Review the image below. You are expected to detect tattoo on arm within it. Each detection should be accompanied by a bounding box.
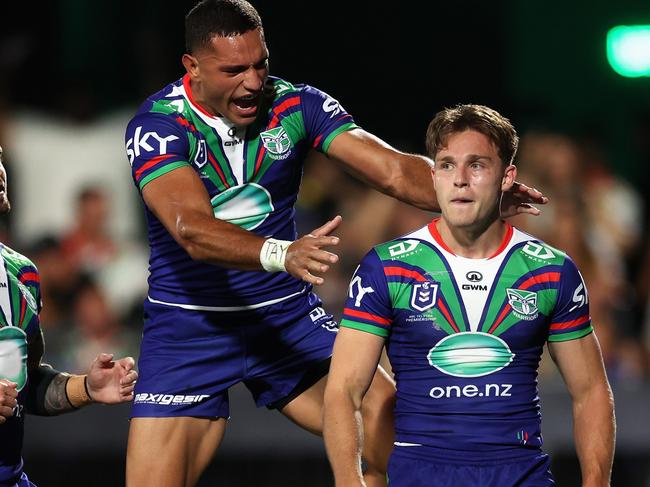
[44,374,74,415]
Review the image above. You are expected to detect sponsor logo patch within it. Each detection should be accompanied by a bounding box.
[134,393,210,406]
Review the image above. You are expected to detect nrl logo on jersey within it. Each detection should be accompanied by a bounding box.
[506,288,538,321]
[260,127,292,160]
[410,280,438,312]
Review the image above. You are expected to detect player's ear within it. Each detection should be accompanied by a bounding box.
[182,54,200,79]
[501,164,517,191]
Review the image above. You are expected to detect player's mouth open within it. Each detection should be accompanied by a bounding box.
[232,94,260,116]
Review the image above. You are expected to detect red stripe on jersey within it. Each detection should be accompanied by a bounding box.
[207,152,231,189]
[343,308,391,326]
[427,219,455,255]
[19,272,40,284]
[487,304,511,334]
[437,298,460,333]
[254,145,266,176]
[487,222,513,259]
[183,74,217,118]
[313,134,323,148]
[520,272,561,290]
[429,218,514,259]
[135,154,174,181]
[268,97,300,128]
[550,315,590,330]
[175,116,197,132]
[19,298,26,325]
[384,267,427,282]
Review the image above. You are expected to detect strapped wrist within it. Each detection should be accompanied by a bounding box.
[65,375,93,408]
[260,238,291,272]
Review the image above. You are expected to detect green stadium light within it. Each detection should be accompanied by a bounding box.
[607,25,650,77]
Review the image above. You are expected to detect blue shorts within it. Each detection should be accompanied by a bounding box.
[0,472,37,487]
[131,292,337,419]
[387,447,555,487]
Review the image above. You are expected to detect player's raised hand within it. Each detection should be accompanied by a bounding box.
[0,379,18,423]
[285,215,342,286]
[500,181,548,218]
[86,353,138,404]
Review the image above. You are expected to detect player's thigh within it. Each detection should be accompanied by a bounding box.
[126,416,226,487]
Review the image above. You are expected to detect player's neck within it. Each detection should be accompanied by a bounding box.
[435,217,509,259]
[188,79,221,118]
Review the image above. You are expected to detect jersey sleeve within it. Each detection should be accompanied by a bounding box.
[18,263,42,337]
[547,256,593,342]
[125,113,191,192]
[340,249,393,338]
[300,85,358,154]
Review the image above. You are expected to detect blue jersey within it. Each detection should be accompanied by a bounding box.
[341,220,592,460]
[0,245,42,485]
[125,75,357,310]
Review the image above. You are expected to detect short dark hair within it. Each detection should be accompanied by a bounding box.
[185,0,263,53]
[425,104,519,166]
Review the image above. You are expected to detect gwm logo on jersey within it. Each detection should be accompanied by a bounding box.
[506,288,539,321]
[428,332,515,378]
[410,281,438,312]
[260,127,292,160]
[0,327,28,391]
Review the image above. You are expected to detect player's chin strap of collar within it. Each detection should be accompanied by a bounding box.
[260,238,291,273]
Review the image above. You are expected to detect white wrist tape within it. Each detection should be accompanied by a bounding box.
[260,238,292,272]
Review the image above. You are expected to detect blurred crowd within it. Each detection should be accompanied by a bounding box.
[0,129,647,390]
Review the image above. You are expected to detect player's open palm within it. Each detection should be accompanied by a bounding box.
[0,379,17,423]
[86,353,138,404]
[286,215,342,286]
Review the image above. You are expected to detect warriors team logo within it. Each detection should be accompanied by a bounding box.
[428,332,515,378]
[260,127,292,160]
[506,288,539,320]
[0,326,28,391]
[410,281,438,312]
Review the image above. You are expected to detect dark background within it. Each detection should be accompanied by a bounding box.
[1,1,649,485]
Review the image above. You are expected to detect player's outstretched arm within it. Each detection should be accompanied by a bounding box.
[143,166,341,284]
[327,129,437,211]
[324,327,386,487]
[327,129,547,216]
[24,333,138,415]
[549,333,615,487]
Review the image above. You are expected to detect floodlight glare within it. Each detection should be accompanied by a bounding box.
[607,25,650,77]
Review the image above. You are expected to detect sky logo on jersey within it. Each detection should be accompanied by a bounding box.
[0,327,28,391]
[125,126,179,164]
[428,332,515,378]
[211,183,274,230]
[260,127,292,160]
[410,281,438,312]
[506,288,539,320]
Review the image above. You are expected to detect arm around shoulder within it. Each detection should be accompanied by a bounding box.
[326,129,438,211]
